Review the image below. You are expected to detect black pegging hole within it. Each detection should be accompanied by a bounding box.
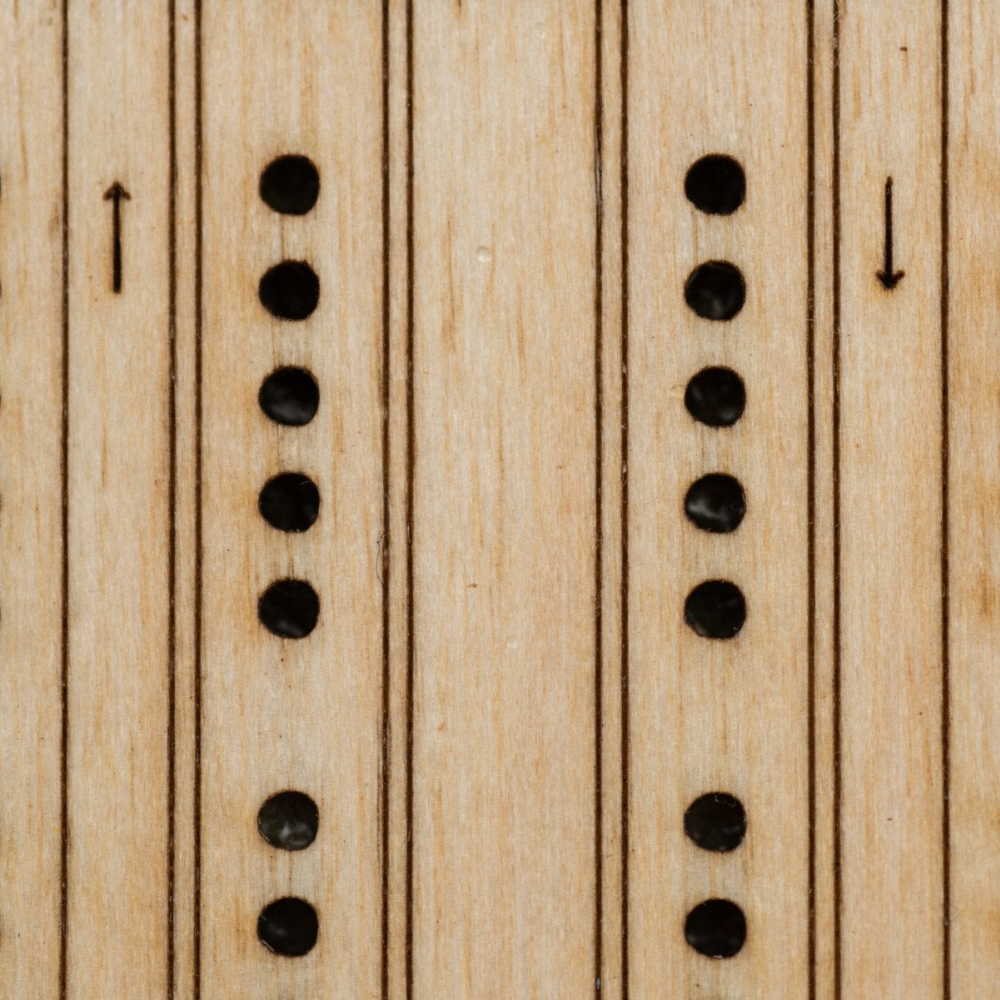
[684,580,746,639]
[685,155,746,215]
[684,793,747,852]
[259,367,320,427]
[685,367,746,428]
[259,261,320,321]
[258,791,319,851]
[259,473,320,533]
[258,579,320,639]
[684,899,747,958]
[684,473,746,534]
[260,155,320,215]
[684,261,746,321]
[257,897,319,957]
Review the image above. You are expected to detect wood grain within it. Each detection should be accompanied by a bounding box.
[409,4,599,998]
[626,4,811,998]
[0,6,64,999]
[949,2,1000,995]
[198,3,385,998]
[835,5,946,998]
[0,3,995,998]
[65,3,173,997]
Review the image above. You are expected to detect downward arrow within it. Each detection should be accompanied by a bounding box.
[876,176,905,290]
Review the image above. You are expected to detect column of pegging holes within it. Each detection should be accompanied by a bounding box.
[251,154,326,960]
[679,155,752,961]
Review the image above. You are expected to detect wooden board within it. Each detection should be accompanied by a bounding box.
[0,3,990,998]
[198,4,385,1000]
[626,4,810,998]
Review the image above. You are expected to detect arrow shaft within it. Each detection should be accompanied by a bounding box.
[883,177,894,274]
[111,195,123,293]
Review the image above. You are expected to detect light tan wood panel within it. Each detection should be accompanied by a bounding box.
[626,4,811,998]
[64,2,173,997]
[0,6,64,998]
[199,3,385,998]
[836,3,945,997]
[949,2,1000,995]
[5,6,999,999]
[410,3,599,996]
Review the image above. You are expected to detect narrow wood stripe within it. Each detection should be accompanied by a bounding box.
[594,0,606,991]
[618,4,630,997]
[939,2,951,997]
[59,0,70,994]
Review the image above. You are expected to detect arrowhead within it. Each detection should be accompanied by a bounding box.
[103,181,131,201]
[876,269,905,290]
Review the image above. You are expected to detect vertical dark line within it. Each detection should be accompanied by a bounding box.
[404,0,415,997]
[167,0,178,997]
[111,203,122,294]
[59,1,70,997]
[806,2,817,1000]
[193,0,203,997]
[832,3,842,1000]
[618,2,630,999]
[379,0,392,998]
[940,2,951,998]
[593,0,604,993]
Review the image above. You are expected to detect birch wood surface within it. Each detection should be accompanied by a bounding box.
[0,8,63,1000]
[0,3,991,999]
[627,4,810,999]
[836,7,945,998]
[199,4,385,1000]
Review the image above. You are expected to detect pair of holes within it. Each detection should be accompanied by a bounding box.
[256,794,320,957]
[684,156,746,321]
[257,475,320,637]
[256,564,745,646]
[256,792,319,956]
[258,156,322,321]
[265,154,743,223]
[684,795,747,955]
[684,157,746,322]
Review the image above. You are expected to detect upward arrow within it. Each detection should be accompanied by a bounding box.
[103,181,130,294]
[876,176,905,291]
